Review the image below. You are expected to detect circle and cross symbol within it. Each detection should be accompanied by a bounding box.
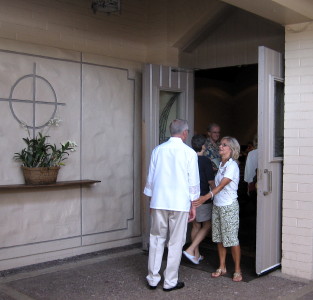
[4,63,65,136]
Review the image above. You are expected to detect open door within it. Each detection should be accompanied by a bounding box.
[256,46,284,274]
[141,64,194,250]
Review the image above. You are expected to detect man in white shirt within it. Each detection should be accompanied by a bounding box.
[244,149,258,187]
[144,119,200,292]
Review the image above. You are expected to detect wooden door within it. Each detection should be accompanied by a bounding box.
[256,46,284,274]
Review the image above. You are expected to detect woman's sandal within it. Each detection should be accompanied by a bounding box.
[211,268,227,278]
[232,272,243,282]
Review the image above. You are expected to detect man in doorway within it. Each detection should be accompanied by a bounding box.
[204,123,221,173]
[144,119,200,292]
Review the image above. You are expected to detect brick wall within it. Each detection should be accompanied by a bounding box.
[283,22,313,279]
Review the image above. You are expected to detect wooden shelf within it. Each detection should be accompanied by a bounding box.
[0,180,101,190]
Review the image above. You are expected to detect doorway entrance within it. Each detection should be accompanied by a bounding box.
[194,64,258,258]
[142,47,284,275]
[193,47,284,275]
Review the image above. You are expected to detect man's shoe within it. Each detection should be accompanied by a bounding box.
[147,283,157,290]
[163,281,185,292]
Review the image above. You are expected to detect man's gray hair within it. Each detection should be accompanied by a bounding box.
[207,123,220,132]
[170,119,189,135]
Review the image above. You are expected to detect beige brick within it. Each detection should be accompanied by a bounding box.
[298,201,313,211]
[284,147,300,156]
[285,75,300,85]
[301,93,313,102]
[300,147,313,155]
[282,257,312,272]
[282,216,298,226]
[282,265,312,280]
[285,129,299,138]
[284,191,308,201]
[301,58,313,67]
[285,66,313,76]
[300,128,313,137]
[297,155,313,164]
[285,119,312,129]
[300,39,313,49]
[282,241,313,254]
[301,75,313,85]
[285,58,300,67]
[282,263,311,278]
[298,193,313,201]
[299,183,313,192]
[284,94,300,103]
[296,155,313,165]
[283,251,312,263]
[284,165,299,174]
[282,222,313,235]
[298,165,313,175]
[283,234,313,246]
[283,174,313,184]
[296,111,313,120]
[284,112,300,122]
[285,84,313,94]
[285,49,313,59]
[285,138,313,147]
[284,156,300,164]
[282,182,298,192]
[298,219,313,228]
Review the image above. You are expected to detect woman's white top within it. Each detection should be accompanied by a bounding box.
[214,158,239,207]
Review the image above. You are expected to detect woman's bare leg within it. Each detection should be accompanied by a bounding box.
[185,220,211,259]
[231,245,241,272]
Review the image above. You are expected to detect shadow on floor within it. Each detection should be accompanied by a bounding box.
[181,243,258,282]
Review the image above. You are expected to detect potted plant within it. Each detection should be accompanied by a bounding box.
[14,132,77,185]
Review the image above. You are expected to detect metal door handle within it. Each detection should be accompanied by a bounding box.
[263,169,272,196]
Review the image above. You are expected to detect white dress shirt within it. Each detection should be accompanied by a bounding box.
[244,149,258,183]
[144,137,200,212]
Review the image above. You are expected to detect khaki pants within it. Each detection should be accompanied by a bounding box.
[146,209,189,289]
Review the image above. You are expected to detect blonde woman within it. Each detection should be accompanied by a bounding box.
[193,136,242,282]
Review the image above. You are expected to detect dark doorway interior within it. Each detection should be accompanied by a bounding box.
[194,64,258,259]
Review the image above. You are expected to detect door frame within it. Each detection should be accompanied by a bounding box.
[141,64,194,250]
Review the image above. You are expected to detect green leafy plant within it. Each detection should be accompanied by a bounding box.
[14,132,77,167]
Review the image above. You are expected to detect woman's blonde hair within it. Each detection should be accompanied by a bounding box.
[222,136,240,160]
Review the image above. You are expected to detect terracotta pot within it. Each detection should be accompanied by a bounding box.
[21,166,60,185]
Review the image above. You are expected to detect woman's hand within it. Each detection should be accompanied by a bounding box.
[193,195,210,207]
[188,205,196,222]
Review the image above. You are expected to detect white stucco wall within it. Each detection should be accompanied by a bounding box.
[0,41,142,271]
[282,21,313,280]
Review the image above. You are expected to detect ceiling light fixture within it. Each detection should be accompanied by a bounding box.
[91,0,121,14]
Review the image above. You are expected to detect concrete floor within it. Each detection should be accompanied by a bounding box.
[0,245,312,300]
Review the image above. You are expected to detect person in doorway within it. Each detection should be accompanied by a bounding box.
[244,134,258,230]
[244,134,258,197]
[183,134,215,264]
[193,136,242,282]
[204,123,221,173]
[144,119,200,292]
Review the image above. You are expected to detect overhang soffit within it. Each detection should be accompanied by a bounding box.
[220,0,312,25]
[172,2,236,53]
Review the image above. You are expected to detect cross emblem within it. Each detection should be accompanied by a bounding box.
[0,63,65,137]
